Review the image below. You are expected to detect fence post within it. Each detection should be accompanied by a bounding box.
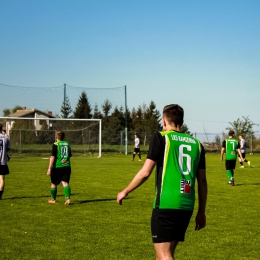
[19,129,22,153]
[120,131,123,153]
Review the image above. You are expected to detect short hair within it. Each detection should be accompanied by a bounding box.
[239,134,244,138]
[0,124,2,131]
[228,130,235,136]
[135,133,138,137]
[163,104,184,127]
[56,130,65,140]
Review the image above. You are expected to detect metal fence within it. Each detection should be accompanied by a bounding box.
[7,130,260,155]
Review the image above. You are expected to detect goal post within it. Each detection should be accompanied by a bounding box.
[0,117,102,158]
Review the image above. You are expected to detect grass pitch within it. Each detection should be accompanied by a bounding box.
[1,154,260,259]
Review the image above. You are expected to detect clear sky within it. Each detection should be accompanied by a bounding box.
[1,0,260,136]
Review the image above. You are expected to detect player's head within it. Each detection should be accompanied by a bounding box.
[239,134,243,140]
[0,124,2,132]
[135,133,138,138]
[56,130,65,140]
[228,130,235,137]
[162,104,184,129]
[2,129,6,135]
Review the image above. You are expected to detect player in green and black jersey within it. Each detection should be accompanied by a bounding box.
[47,130,72,205]
[117,104,207,260]
[221,130,243,186]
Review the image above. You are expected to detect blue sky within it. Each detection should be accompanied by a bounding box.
[1,0,260,135]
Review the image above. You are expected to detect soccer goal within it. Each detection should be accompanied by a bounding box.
[0,117,102,157]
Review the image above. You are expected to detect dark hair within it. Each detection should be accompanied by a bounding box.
[56,130,65,140]
[0,124,2,131]
[239,134,244,138]
[163,104,184,127]
[228,130,235,136]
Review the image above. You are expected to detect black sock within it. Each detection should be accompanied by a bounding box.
[240,162,243,165]
[244,159,248,163]
[0,190,4,199]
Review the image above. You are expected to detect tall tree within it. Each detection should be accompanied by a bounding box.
[110,106,125,129]
[60,96,72,118]
[143,101,161,133]
[73,91,92,119]
[93,105,103,119]
[101,99,112,129]
[226,116,258,140]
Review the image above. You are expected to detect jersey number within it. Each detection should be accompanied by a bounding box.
[229,141,235,150]
[179,144,191,175]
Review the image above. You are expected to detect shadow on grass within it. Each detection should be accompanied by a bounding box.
[72,197,130,204]
[4,193,78,200]
[235,183,260,186]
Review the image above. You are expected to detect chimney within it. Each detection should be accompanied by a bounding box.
[47,111,53,116]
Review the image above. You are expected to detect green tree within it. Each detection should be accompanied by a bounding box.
[93,105,103,119]
[110,106,125,129]
[3,105,23,116]
[101,99,112,130]
[130,106,145,132]
[226,116,258,140]
[73,91,92,119]
[60,96,72,118]
[143,101,161,133]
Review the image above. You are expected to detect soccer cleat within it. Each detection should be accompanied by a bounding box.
[248,161,251,167]
[231,178,235,186]
[48,199,56,204]
[138,159,142,161]
[227,181,232,185]
[239,165,244,168]
[65,199,71,205]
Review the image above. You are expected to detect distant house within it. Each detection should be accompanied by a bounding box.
[6,107,56,135]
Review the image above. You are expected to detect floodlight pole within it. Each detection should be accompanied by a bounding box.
[124,85,128,155]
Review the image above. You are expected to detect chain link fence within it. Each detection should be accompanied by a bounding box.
[7,130,260,156]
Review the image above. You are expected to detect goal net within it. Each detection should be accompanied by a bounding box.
[0,117,102,157]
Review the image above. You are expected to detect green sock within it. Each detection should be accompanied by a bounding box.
[64,186,71,200]
[50,188,57,200]
[226,170,233,181]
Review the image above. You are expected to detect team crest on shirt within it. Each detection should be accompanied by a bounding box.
[231,151,235,155]
[180,179,191,194]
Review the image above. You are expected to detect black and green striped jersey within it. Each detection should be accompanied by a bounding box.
[51,140,72,168]
[222,138,240,160]
[147,131,205,210]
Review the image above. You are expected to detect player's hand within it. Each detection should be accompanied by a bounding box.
[195,211,206,231]
[117,190,128,205]
[47,169,51,176]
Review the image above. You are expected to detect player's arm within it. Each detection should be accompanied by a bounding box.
[47,144,57,176]
[236,148,244,161]
[195,168,207,231]
[220,140,226,161]
[117,158,156,205]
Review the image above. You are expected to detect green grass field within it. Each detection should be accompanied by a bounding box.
[1,153,260,260]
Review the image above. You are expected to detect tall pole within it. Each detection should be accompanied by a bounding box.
[124,85,128,155]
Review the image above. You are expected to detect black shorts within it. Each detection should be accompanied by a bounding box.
[0,165,9,175]
[51,166,71,185]
[238,153,246,159]
[134,148,140,153]
[151,209,193,243]
[225,160,236,170]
